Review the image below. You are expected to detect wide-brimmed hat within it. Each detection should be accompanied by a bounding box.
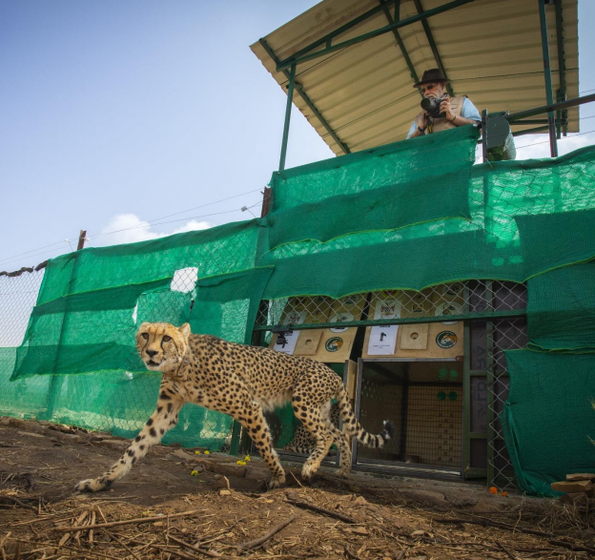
[413,68,448,88]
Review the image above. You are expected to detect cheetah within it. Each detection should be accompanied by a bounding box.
[75,322,393,492]
[284,402,342,454]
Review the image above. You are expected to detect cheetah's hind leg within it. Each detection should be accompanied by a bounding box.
[292,404,335,482]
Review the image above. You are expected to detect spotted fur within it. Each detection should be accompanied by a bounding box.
[285,402,342,454]
[75,322,394,492]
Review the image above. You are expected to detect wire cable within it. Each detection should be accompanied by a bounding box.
[516,129,595,150]
[0,188,264,265]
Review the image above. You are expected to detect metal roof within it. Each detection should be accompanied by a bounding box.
[250,0,579,156]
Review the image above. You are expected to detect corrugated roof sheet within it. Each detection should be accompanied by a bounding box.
[251,0,579,156]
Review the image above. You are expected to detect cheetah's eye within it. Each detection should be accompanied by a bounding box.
[162,335,172,342]
[141,333,149,340]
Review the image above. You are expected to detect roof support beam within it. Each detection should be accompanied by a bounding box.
[378,0,421,88]
[412,0,454,96]
[537,0,558,157]
[278,64,296,172]
[260,39,351,157]
[276,0,478,72]
[276,0,399,71]
[554,0,567,137]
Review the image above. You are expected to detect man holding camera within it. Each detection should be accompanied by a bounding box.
[406,69,481,139]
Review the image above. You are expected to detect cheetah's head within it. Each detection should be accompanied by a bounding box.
[136,322,191,372]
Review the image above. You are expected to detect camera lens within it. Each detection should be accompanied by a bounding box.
[420,97,435,111]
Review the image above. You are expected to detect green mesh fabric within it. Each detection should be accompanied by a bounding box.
[501,349,595,496]
[12,221,259,379]
[259,141,595,298]
[4,127,595,468]
[269,126,479,211]
[267,169,472,249]
[527,261,595,352]
[7,221,263,449]
[189,267,273,344]
[0,348,51,419]
[40,372,232,450]
[14,278,172,378]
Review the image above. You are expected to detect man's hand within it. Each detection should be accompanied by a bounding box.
[440,95,455,121]
[409,111,429,138]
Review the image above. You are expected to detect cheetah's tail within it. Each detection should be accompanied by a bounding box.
[336,384,395,449]
[284,442,312,454]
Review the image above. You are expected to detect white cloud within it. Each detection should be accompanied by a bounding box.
[94,214,213,246]
[171,220,212,235]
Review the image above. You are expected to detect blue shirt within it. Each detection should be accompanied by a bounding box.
[407,97,481,139]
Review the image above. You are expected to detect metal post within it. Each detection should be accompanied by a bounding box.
[554,0,567,137]
[76,230,87,251]
[413,0,455,97]
[481,109,488,163]
[351,358,365,469]
[485,283,496,487]
[278,64,296,173]
[538,0,558,157]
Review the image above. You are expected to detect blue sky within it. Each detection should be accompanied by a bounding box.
[1,0,594,272]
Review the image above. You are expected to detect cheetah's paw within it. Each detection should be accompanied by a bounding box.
[267,473,286,489]
[337,466,351,479]
[74,477,112,493]
[301,462,317,482]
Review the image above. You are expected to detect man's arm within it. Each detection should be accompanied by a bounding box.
[441,97,481,127]
[407,113,428,139]
[461,98,481,123]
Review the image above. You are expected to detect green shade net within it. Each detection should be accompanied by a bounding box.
[259,137,595,298]
[0,347,51,419]
[501,349,595,496]
[7,221,265,450]
[12,220,259,379]
[189,267,273,342]
[4,127,595,468]
[270,126,479,211]
[267,169,472,249]
[527,261,595,353]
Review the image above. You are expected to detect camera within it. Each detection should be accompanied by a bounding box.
[420,94,447,119]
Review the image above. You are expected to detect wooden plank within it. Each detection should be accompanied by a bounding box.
[312,294,367,363]
[394,287,465,359]
[399,323,429,350]
[294,330,323,355]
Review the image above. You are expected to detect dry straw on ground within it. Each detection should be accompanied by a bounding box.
[1,418,594,560]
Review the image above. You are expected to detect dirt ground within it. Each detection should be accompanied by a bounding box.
[1,416,594,560]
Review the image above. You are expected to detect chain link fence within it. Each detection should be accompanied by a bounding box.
[0,264,233,452]
[1,260,528,483]
[254,280,527,489]
[0,267,48,420]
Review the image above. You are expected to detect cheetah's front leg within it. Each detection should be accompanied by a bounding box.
[75,381,184,492]
[236,399,286,489]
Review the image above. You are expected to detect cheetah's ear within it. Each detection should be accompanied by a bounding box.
[179,323,191,339]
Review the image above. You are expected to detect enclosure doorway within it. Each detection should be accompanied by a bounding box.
[350,359,464,479]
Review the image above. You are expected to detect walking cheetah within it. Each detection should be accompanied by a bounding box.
[75,322,393,492]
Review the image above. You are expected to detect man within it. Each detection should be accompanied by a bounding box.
[407,68,481,139]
